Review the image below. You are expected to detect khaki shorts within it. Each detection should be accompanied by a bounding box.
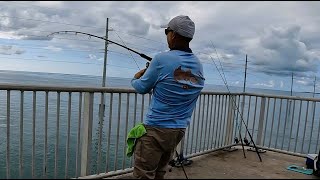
[133,125,185,179]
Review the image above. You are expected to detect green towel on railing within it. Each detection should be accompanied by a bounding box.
[126,123,147,157]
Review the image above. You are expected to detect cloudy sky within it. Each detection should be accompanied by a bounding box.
[0,1,320,93]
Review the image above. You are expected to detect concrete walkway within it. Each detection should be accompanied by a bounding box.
[106,146,318,179]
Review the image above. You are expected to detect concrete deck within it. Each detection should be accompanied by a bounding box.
[106,146,318,179]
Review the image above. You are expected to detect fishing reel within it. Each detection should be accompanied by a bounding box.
[243,137,250,146]
[168,151,191,179]
[234,137,239,144]
[168,152,193,171]
[169,157,193,168]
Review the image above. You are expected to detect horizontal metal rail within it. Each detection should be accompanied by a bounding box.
[0,84,319,179]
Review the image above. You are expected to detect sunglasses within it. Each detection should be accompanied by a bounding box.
[165,27,173,35]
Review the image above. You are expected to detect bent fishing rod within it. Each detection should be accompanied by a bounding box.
[47,31,153,61]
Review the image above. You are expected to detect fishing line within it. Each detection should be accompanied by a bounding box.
[207,40,262,162]
[200,49,249,158]
[113,31,141,70]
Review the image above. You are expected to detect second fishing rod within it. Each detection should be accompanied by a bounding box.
[205,41,262,162]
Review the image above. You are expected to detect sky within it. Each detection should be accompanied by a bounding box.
[0,1,320,93]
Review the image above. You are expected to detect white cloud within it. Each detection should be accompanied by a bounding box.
[0,31,21,39]
[86,54,104,61]
[244,25,320,75]
[295,77,314,86]
[195,48,237,70]
[280,81,284,88]
[254,80,275,88]
[296,80,308,86]
[43,46,62,52]
[0,45,25,55]
[88,54,96,60]
[232,81,240,85]
[36,1,64,7]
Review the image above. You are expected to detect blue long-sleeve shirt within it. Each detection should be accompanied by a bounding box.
[131,49,205,128]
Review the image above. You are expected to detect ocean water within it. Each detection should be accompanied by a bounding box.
[0,70,319,179]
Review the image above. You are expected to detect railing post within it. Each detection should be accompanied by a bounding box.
[256,97,266,146]
[239,94,246,138]
[81,92,94,176]
[225,95,235,145]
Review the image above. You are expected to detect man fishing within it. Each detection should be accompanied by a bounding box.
[131,15,205,179]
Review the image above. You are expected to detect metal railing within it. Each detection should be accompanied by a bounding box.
[0,84,319,179]
[236,93,320,156]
